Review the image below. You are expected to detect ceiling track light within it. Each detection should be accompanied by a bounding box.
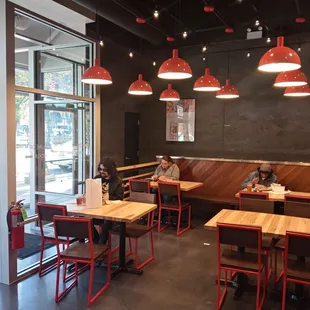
[266,37,271,43]
[255,19,260,26]
[246,51,251,58]
[153,61,156,67]
[129,52,133,58]
[202,45,207,52]
[154,10,159,19]
[183,31,188,39]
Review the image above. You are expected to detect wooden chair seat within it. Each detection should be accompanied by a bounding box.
[60,243,109,261]
[221,249,268,272]
[287,259,310,281]
[125,223,153,238]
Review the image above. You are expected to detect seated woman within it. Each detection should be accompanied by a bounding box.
[93,158,124,244]
[153,155,180,181]
[152,155,180,204]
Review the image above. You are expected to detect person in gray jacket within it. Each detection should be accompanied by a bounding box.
[153,155,180,181]
[241,163,277,190]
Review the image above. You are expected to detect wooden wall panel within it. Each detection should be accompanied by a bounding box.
[174,158,310,203]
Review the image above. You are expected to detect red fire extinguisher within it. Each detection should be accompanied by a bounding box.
[7,200,25,250]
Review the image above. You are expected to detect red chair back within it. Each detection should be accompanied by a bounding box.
[129,179,150,193]
[284,195,310,218]
[37,203,67,239]
[239,192,274,213]
[217,223,263,270]
[285,231,310,258]
[53,216,95,258]
[158,181,181,208]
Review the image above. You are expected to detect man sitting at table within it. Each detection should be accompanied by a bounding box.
[93,157,124,244]
[152,155,180,182]
[241,163,277,190]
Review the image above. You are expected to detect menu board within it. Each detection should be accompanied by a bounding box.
[166,99,195,142]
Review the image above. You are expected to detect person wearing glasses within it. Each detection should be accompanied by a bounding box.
[93,158,124,244]
[241,163,277,190]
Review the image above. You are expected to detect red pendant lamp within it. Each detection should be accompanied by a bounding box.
[158,49,192,79]
[258,36,301,72]
[274,70,307,87]
[128,74,152,95]
[284,85,310,97]
[81,58,112,85]
[159,84,180,101]
[193,68,220,91]
[216,79,239,99]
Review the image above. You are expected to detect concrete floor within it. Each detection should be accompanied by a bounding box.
[0,218,308,310]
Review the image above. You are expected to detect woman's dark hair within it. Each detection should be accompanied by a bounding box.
[161,155,173,164]
[97,157,117,179]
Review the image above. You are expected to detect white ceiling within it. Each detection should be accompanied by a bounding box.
[11,0,93,34]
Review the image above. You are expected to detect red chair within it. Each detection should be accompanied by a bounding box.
[239,191,268,213]
[275,195,310,286]
[37,203,81,278]
[53,216,111,307]
[129,179,151,193]
[157,181,191,236]
[282,231,310,309]
[216,223,269,310]
[109,192,155,270]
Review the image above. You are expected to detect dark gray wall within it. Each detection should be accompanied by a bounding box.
[139,45,310,163]
[97,38,153,166]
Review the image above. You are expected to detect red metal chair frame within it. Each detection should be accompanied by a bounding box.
[282,231,310,310]
[274,194,310,287]
[37,203,87,279]
[109,192,156,269]
[129,179,151,193]
[239,191,269,210]
[53,216,111,307]
[216,223,268,310]
[157,181,191,236]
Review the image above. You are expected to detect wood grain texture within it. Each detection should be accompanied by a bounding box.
[204,209,310,237]
[117,162,159,172]
[174,158,310,202]
[66,201,156,223]
[236,190,310,201]
[150,181,203,192]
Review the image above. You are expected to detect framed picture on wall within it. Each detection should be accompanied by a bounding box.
[166,99,195,142]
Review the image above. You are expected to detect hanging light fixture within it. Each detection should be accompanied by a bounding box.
[284,85,310,97]
[81,12,112,85]
[274,70,307,87]
[193,68,220,91]
[128,74,152,95]
[159,84,180,101]
[258,36,301,72]
[216,79,239,99]
[81,58,112,85]
[216,53,239,99]
[158,49,192,79]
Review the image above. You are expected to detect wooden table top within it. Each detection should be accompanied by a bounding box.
[204,209,310,237]
[235,189,310,202]
[150,180,203,192]
[66,200,157,223]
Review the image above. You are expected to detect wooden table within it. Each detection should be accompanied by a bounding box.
[204,209,310,237]
[150,180,203,192]
[66,200,157,278]
[235,189,310,202]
